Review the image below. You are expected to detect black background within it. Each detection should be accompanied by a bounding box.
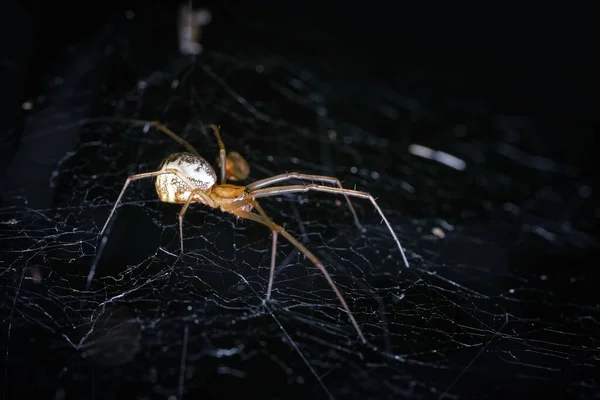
[1,2,599,400]
[2,2,599,199]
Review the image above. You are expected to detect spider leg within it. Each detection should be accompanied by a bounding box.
[118,119,201,156]
[222,151,250,182]
[90,118,241,183]
[177,188,215,253]
[249,184,410,268]
[101,168,214,249]
[268,229,278,299]
[100,171,174,236]
[231,201,367,344]
[246,172,362,229]
[130,120,228,184]
[208,124,227,184]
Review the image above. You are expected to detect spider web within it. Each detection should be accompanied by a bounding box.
[1,4,599,400]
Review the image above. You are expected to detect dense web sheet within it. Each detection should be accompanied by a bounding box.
[1,7,600,400]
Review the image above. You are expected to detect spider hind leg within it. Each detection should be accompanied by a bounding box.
[231,200,367,344]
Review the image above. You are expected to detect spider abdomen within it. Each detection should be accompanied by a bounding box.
[154,152,217,203]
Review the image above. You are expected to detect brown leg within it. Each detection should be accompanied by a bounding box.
[177,188,214,253]
[102,169,214,253]
[232,201,367,344]
[119,119,200,156]
[208,124,227,184]
[246,172,362,229]
[85,119,227,177]
[249,184,410,268]
[101,171,176,236]
[222,151,250,182]
[267,229,278,299]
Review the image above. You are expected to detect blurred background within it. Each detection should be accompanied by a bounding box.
[2,2,598,202]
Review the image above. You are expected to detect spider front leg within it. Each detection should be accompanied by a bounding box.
[100,170,177,236]
[100,169,211,247]
[208,124,227,184]
[230,200,367,343]
[118,119,201,156]
[246,172,362,229]
[249,184,410,268]
[95,119,229,184]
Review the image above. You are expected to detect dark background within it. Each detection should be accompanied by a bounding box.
[1,1,599,400]
[2,3,598,201]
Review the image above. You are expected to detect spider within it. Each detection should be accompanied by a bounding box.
[100,120,410,343]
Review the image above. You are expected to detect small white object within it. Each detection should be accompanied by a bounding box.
[408,144,467,171]
[178,4,212,55]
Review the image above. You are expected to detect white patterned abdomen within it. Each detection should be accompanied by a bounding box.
[154,152,217,203]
